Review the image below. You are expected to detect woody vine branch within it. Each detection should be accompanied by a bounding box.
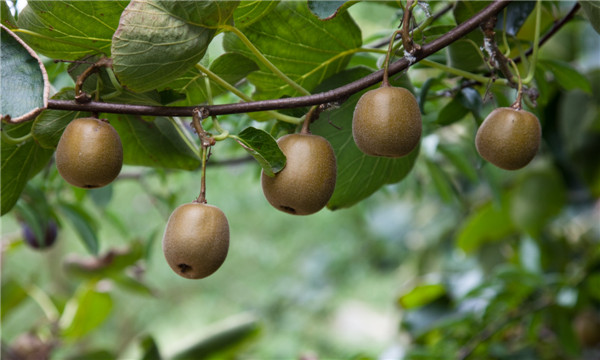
[44,0,512,119]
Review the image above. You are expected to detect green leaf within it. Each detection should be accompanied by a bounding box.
[164,52,259,106]
[140,335,162,360]
[398,284,446,310]
[61,285,113,339]
[496,1,535,36]
[307,1,352,20]
[112,0,238,92]
[311,67,419,210]
[509,166,566,238]
[1,25,48,123]
[171,313,261,360]
[586,273,600,302]
[457,87,482,121]
[223,1,362,99]
[58,202,99,255]
[32,89,92,149]
[234,127,286,177]
[16,1,128,59]
[1,122,54,215]
[67,350,116,360]
[424,159,455,203]
[233,1,279,28]
[1,1,17,29]
[64,241,145,279]
[446,39,484,72]
[438,144,478,182]
[539,59,592,94]
[107,114,201,170]
[418,77,442,114]
[580,0,600,35]
[1,280,28,319]
[436,95,469,126]
[457,194,515,253]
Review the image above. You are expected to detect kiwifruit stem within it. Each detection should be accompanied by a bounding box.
[192,108,213,204]
[508,59,523,110]
[382,29,402,87]
[301,105,320,134]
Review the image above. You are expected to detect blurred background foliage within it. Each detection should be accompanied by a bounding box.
[1,1,600,359]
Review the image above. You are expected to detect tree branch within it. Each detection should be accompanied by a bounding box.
[46,1,512,119]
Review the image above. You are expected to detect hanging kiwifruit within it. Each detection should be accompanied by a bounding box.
[475,107,541,170]
[352,86,422,158]
[261,133,337,215]
[162,202,230,279]
[55,117,123,188]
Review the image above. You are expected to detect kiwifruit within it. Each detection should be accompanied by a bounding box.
[162,202,229,279]
[261,133,337,215]
[55,117,123,188]
[475,107,541,170]
[352,86,422,157]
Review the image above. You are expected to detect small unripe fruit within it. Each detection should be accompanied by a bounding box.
[352,86,422,157]
[261,133,337,215]
[475,107,541,170]
[162,202,229,279]
[573,309,600,347]
[22,220,58,250]
[55,117,123,188]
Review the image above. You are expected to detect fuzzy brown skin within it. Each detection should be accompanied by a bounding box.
[55,118,123,188]
[476,107,541,170]
[162,203,229,279]
[261,134,337,215]
[352,86,422,158]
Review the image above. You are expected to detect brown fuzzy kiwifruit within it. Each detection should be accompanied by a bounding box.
[261,133,337,215]
[162,202,229,279]
[352,86,422,157]
[475,107,541,170]
[55,117,123,188]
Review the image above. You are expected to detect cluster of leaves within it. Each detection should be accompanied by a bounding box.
[1,0,600,359]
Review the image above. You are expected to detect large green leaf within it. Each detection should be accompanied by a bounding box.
[233,127,285,177]
[1,280,28,319]
[539,59,592,94]
[233,1,279,28]
[223,1,362,99]
[171,314,261,360]
[1,122,54,215]
[107,114,200,170]
[509,166,566,238]
[58,202,99,255]
[457,194,516,253]
[163,52,258,106]
[16,1,128,59]
[311,68,419,210]
[307,1,352,20]
[112,0,238,92]
[581,0,600,35]
[61,284,113,339]
[1,25,48,123]
[1,1,17,29]
[32,89,91,149]
[398,284,447,310]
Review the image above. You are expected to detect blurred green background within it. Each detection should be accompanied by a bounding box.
[2,1,600,359]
